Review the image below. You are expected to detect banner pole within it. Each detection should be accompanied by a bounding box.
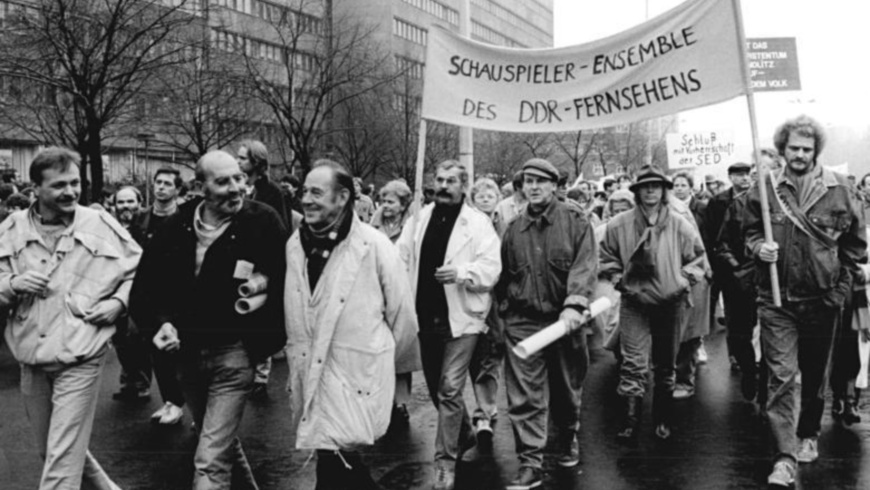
[732,0,781,307]
[413,118,428,216]
[458,0,473,186]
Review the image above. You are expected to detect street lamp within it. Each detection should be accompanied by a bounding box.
[137,132,156,207]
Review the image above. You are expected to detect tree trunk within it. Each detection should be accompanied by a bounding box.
[86,121,104,204]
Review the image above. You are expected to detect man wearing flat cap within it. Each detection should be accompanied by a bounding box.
[708,161,757,394]
[496,157,597,490]
[600,164,706,442]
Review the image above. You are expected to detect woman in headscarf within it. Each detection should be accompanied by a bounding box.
[369,179,421,428]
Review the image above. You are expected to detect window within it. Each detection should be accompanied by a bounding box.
[393,18,427,46]
[395,55,424,79]
[399,0,458,26]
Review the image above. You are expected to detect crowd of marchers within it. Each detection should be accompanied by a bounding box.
[0,114,867,490]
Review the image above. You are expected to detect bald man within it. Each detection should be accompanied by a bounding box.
[131,151,287,489]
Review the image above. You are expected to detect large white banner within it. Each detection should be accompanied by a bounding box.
[421,0,746,133]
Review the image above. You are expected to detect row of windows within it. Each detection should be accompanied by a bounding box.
[212,0,323,35]
[212,30,317,71]
[392,93,422,115]
[470,0,549,38]
[471,20,525,48]
[395,55,424,79]
[393,18,428,46]
[398,0,458,26]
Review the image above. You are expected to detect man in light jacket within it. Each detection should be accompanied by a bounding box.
[285,160,419,490]
[0,147,141,489]
[397,159,501,490]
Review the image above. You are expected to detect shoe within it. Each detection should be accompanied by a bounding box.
[741,371,758,401]
[767,459,796,487]
[461,419,494,461]
[556,433,579,468]
[616,396,642,442]
[506,466,542,490]
[696,344,708,364]
[843,394,862,426]
[250,382,268,400]
[796,438,818,463]
[432,460,455,490]
[388,404,410,433]
[832,396,846,422]
[113,387,150,402]
[654,423,671,440]
[151,402,169,421]
[672,385,694,400]
[159,402,183,425]
[729,356,741,373]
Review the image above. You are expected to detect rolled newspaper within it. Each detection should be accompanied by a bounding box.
[238,273,269,298]
[512,297,613,360]
[235,293,267,315]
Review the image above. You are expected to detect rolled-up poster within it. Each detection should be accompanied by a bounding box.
[238,273,268,298]
[235,293,267,315]
[513,297,613,360]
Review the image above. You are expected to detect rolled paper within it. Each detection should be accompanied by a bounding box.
[238,273,268,298]
[235,293,267,315]
[513,297,613,360]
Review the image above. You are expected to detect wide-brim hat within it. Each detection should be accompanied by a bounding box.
[629,165,673,193]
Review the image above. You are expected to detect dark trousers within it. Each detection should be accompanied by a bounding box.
[831,298,860,397]
[113,318,152,392]
[153,347,185,407]
[503,316,587,469]
[722,280,759,376]
[759,299,838,462]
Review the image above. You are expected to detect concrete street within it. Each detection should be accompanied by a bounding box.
[2,329,869,490]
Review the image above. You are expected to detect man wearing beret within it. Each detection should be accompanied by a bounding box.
[496,158,597,490]
[600,165,706,443]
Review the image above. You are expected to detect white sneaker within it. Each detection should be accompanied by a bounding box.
[151,402,170,421]
[796,437,818,463]
[696,343,708,364]
[767,459,796,487]
[159,402,184,425]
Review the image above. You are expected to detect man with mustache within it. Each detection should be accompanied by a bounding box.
[744,116,867,487]
[131,150,287,489]
[497,158,597,490]
[0,147,141,489]
[397,159,501,490]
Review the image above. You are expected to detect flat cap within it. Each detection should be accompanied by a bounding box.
[728,162,752,174]
[522,158,559,182]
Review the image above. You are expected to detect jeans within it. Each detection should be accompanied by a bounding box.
[178,342,258,490]
[113,317,151,392]
[419,331,478,463]
[723,280,759,376]
[504,316,587,469]
[675,337,702,390]
[153,347,184,407]
[617,299,681,399]
[20,349,120,490]
[469,328,502,424]
[759,299,838,463]
[831,297,860,397]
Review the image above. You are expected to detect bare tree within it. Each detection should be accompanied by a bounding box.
[242,0,396,174]
[553,130,599,179]
[0,0,197,201]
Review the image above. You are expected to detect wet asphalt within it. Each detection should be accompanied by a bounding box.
[1,327,869,490]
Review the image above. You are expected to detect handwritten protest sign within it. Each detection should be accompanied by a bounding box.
[666,130,737,171]
[421,0,745,133]
[746,37,800,92]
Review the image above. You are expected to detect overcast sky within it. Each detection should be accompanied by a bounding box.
[552,0,870,170]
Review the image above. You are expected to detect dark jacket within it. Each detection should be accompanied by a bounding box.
[253,177,291,232]
[129,206,177,248]
[715,192,754,291]
[130,199,288,362]
[744,167,867,305]
[705,187,738,273]
[498,198,597,321]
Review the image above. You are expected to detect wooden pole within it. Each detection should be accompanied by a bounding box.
[458,0,473,186]
[732,0,781,306]
[412,118,428,216]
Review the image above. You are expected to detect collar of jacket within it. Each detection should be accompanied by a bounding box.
[518,197,559,231]
[9,204,127,257]
[773,163,838,190]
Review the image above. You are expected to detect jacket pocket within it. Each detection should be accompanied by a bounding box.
[546,254,573,303]
[458,287,490,319]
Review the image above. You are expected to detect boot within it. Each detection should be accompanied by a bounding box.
[616,396,642,441]
[652,389,673,440]
[832,395,846,422]
[843,389,862,426]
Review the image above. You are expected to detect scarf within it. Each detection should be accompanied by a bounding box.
[626,204,668,283]
[783,162,822,210]
[300,204,354,290]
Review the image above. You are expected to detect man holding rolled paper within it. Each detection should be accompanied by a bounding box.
[496,158,597,490]
[396,159,501,490]
[599,165,706,443]
[130,150,287,490]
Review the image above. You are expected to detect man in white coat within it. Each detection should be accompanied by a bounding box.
[285,160,419,490]
[397,159,502,490]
